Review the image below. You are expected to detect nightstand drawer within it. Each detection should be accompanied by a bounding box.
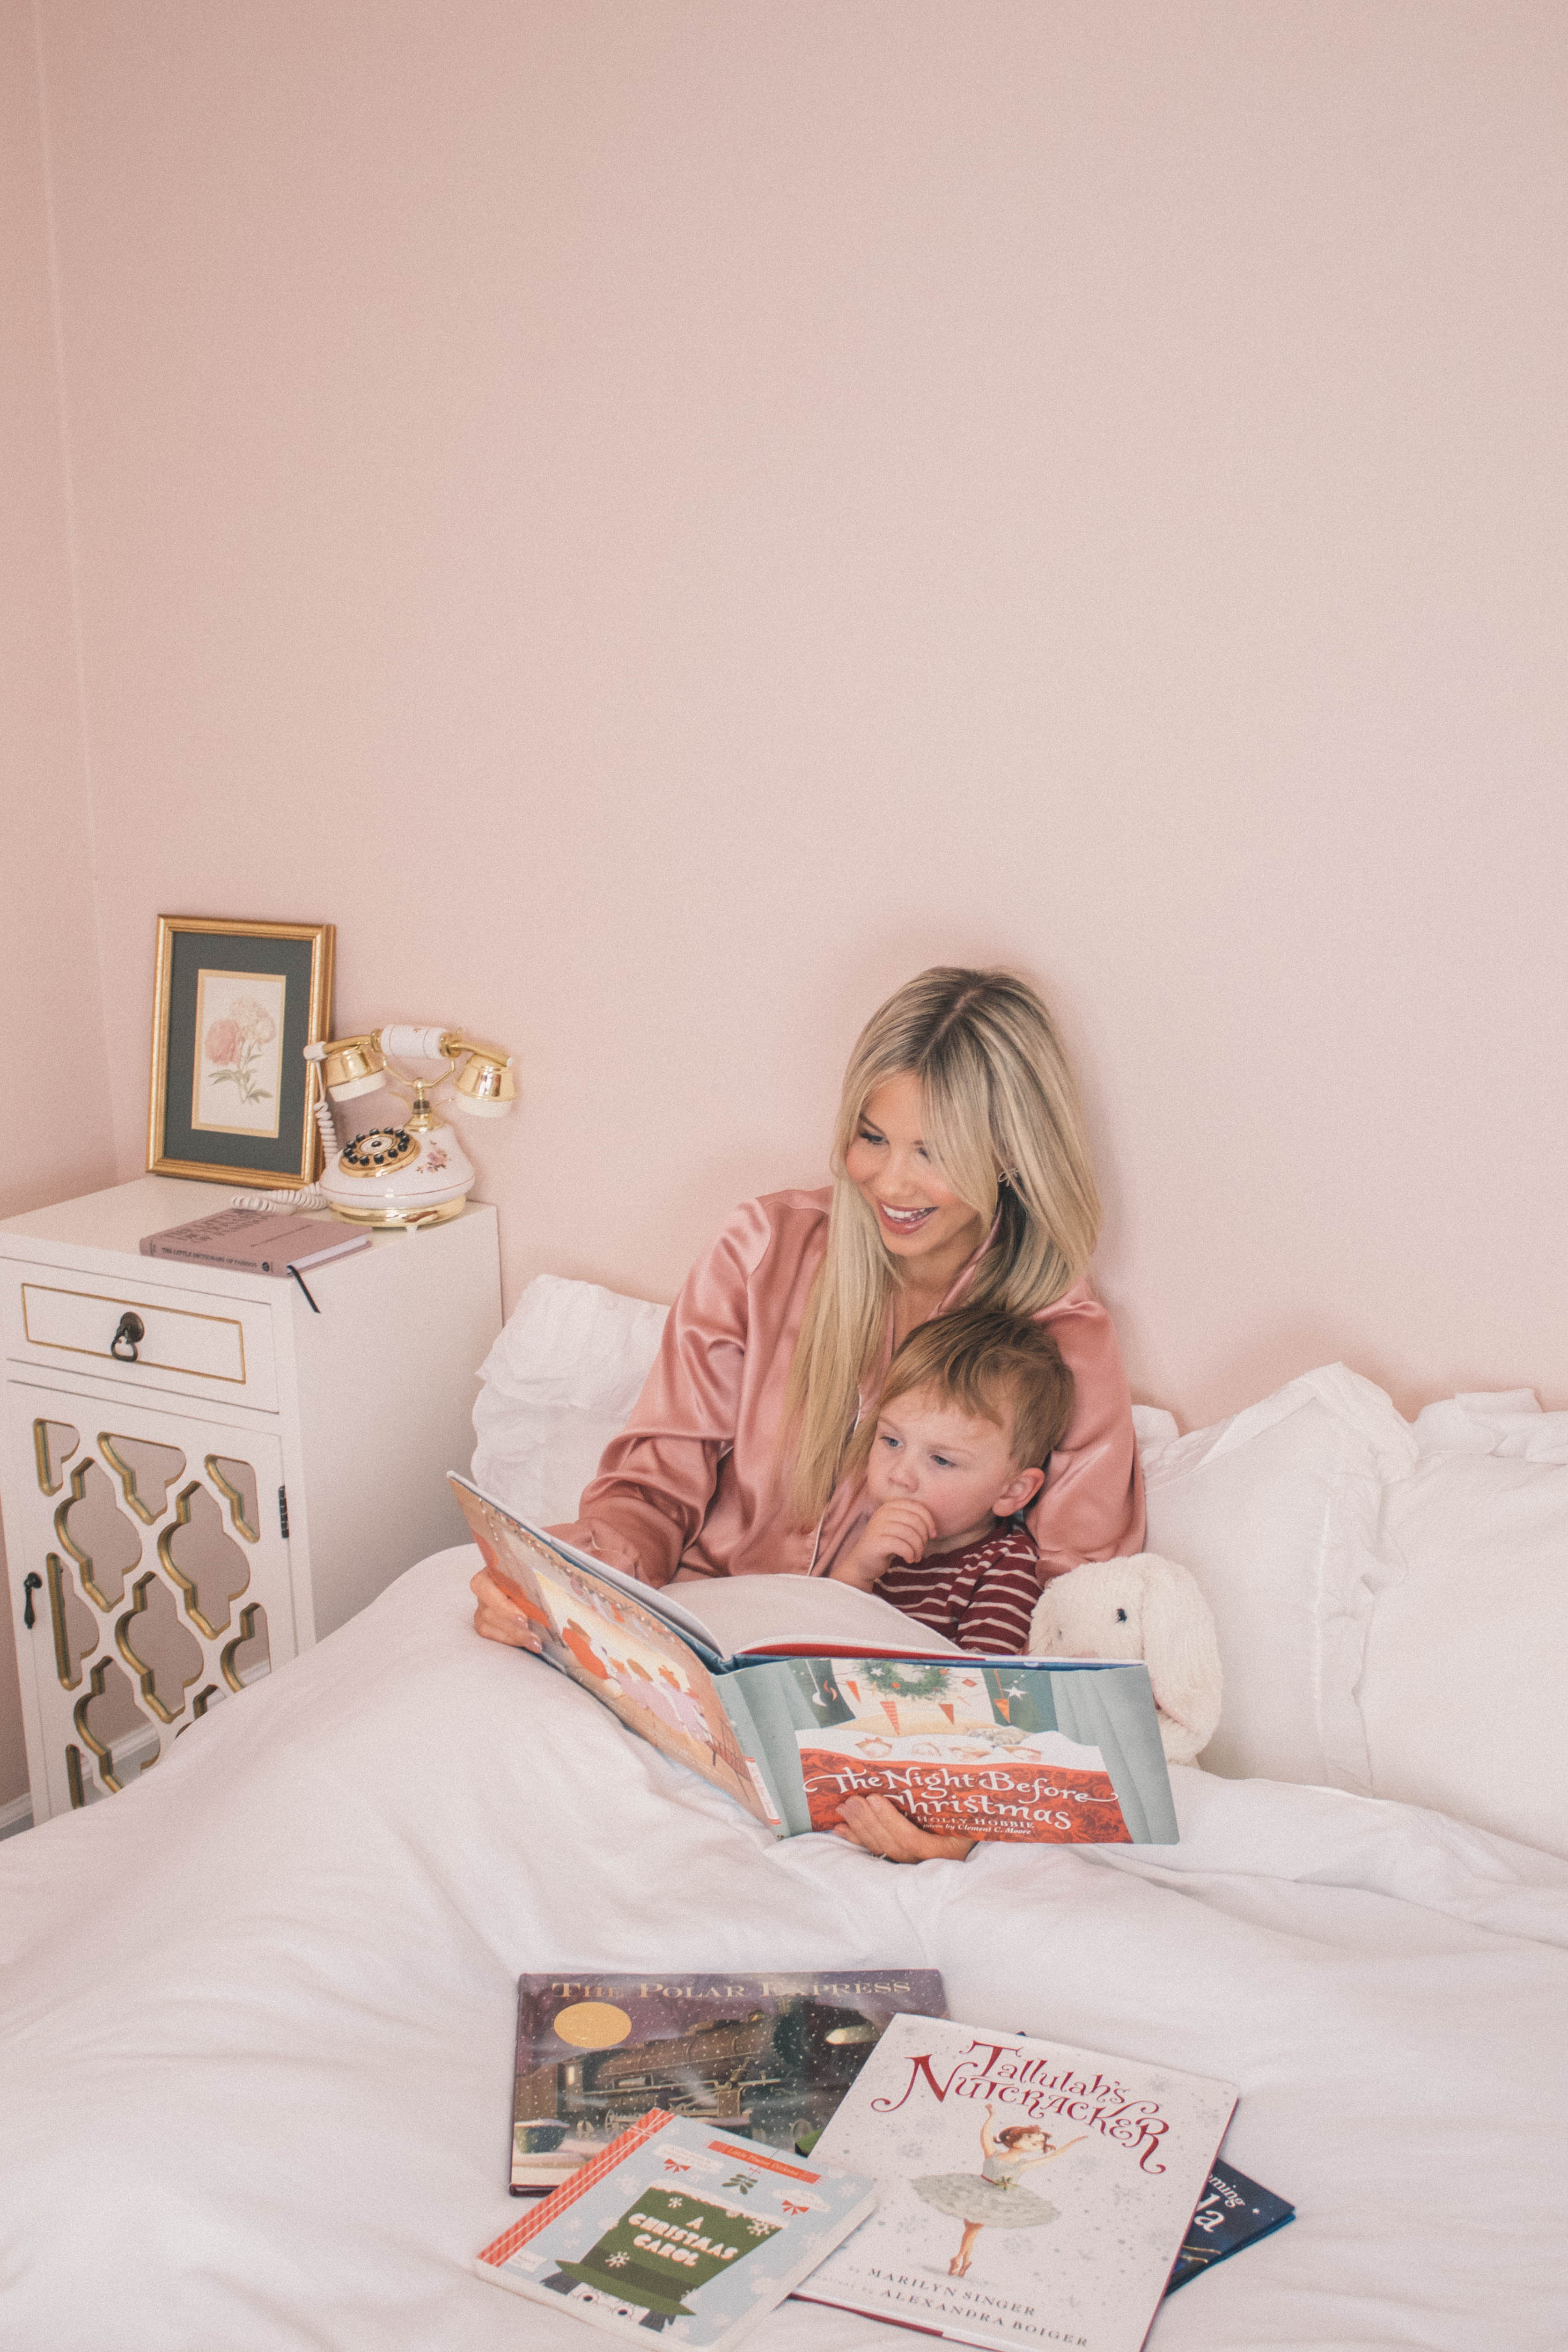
[3,1273,277,1411]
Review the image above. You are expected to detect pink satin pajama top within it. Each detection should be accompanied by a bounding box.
[559,1187,1145,1591]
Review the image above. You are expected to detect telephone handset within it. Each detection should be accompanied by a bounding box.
[304,1024,516,1227]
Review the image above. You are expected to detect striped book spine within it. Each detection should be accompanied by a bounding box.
[477,2109,674,2269]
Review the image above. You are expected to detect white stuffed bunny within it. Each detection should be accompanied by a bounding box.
[1027,1554,1222,1766]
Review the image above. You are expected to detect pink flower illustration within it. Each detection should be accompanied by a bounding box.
[229,995,277,1046]
[205,1017,242,1067]
[204,991,278,1106]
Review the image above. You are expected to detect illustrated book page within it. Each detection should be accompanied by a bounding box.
[476,2108,877,2350]
[511,1969,949,2194]
[796,2014,1237,2352]
[451,1477,1176,1845]
[455,1477,963,1662]
[721,1653,1177,1844]
[451,1475,729,1657]
[451,1478,777,1826]
[671,1573,962,1659]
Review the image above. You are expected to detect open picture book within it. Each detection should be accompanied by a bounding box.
[451,1475,1177,1845]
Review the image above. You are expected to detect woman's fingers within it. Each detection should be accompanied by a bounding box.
[469,1567,545,1652]
[834,1793,977,1865]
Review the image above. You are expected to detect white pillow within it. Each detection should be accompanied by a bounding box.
[1409,1387,1568,1464]
[1139,1365,1418,1791]
[471,1274,668,1525]
[1360,1392,1568,1860]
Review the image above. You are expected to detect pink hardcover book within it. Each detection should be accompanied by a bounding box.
[140,1208,369,1276]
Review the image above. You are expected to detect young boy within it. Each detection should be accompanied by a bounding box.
[829,1305,1075,1653]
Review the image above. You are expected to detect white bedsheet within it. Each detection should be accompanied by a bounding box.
[3,1548,1564,2352]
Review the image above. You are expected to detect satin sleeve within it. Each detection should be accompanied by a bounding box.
[1026,1285,1146,1578]
[550,1203,766,1587]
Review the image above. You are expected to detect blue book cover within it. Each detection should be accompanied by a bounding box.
[476,2107,877,2347]
[1166,2156,1295,2290]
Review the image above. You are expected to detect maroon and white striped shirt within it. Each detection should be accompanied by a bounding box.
[873,1522,1041,1655]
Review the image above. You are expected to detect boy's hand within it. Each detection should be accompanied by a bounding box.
[830,1499,938,1591]
[834,1793,977,1864]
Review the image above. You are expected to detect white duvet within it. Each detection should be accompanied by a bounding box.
[2,1548,1565,2352]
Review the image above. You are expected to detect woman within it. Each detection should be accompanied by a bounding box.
[472,966,1143,1859]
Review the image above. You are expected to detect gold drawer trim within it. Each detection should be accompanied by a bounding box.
[20,1284,248,1386]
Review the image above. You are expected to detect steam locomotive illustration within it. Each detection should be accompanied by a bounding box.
[515,1995,881,2155]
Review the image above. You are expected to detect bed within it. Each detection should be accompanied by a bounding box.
[3,1278,1566,2351]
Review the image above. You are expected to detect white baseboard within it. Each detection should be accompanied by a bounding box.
[0,1791,34,1841]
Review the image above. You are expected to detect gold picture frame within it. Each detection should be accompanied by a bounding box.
[147,916,335,1187]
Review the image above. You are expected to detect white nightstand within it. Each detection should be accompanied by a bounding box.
[0,1175,501,1823]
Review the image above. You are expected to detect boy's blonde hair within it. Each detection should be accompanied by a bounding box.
[843,1306,1076,1487]
[784,966,1100,1522]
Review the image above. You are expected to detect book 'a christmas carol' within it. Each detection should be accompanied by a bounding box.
[796,2014,1237,2352]
[475,2108,877,2348]
[450,1475,1177,1846]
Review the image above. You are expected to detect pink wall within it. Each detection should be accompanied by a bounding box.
[5,3,1567,1803]
[0,0,115,1811]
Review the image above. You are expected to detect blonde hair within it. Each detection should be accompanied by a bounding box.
[784,967,1101,1522]
[841,1306,1076,1487]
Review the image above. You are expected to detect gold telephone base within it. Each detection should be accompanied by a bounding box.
[326,1197,466,1230]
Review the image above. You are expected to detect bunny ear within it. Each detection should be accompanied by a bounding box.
[1136,1555,1222,1754]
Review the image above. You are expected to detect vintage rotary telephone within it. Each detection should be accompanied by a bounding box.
[302,1025,516,1226]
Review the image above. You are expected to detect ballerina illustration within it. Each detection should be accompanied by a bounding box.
[912,2107,1087,2278]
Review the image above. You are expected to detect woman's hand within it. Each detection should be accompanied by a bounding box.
[830,1499,938,1592]
[833,1792,977,1865]
[470,1567,545,1653]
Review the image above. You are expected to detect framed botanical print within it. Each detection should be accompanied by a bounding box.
[147,916,335,1186]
